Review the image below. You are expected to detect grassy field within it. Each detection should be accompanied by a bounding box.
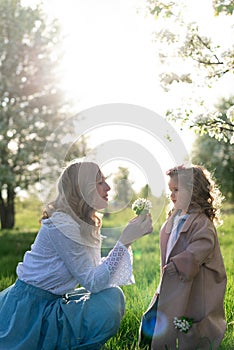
[0,198,233,349]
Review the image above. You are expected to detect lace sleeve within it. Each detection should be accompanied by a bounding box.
[102,241,135,286]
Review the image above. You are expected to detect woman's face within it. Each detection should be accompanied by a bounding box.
[168,177,190,212]
[93,173,111,210]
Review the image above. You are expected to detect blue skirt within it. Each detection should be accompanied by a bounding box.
[0,280,125,350]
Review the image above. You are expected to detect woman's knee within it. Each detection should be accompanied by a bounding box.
[104,286,125,315]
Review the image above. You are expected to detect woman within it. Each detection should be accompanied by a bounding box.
[0,161,153,350]
[139,165,226,350]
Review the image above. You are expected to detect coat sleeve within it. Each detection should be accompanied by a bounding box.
[168,218,216,282]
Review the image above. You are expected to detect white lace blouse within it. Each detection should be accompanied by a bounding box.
[16,212,134,295]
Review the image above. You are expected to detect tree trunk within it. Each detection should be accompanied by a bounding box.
[0,187,15,229]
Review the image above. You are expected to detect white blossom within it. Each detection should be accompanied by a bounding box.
[132,198,152,215]
[230,134,234,145]
[173,316,193,333]
[227,105,234,123]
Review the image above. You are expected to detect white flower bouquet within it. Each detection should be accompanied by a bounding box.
[173,316,193,333]
[132,198,152,215]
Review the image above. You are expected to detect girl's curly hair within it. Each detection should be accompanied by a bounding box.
[167,165,224,226]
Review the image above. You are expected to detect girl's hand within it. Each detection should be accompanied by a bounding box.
[119,214,153,246]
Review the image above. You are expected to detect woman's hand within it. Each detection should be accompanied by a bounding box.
[119,214,153,246]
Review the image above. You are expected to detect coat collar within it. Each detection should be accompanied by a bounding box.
[164,210,201,234]
[161,211,202,266]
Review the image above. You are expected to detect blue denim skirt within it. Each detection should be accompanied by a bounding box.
[0,279,125,350]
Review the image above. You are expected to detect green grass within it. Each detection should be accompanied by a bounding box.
[0,199,233,349]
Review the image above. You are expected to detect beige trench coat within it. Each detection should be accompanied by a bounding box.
[150,211,227,350]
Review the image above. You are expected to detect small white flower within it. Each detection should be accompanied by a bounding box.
[173,316,193,334]
[227,105,234,123]
[230,134,234,145]
[132,198,152,215]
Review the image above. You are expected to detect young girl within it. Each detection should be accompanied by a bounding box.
[139,165,227,350]
[0,161,153,350]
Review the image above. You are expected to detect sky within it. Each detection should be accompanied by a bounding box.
[42,0,233,109]
[23,0,233,197]
[45,0,163,108]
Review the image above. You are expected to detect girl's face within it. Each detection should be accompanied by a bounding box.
[168,177,190,212]
[94,173,111,210]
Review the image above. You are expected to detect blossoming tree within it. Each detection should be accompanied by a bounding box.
[144,0,234,143]
[0,0,85,229]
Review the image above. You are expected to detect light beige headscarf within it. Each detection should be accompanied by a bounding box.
[76,162,101,208]
[45,161,102,247]
[49,211,101,248]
